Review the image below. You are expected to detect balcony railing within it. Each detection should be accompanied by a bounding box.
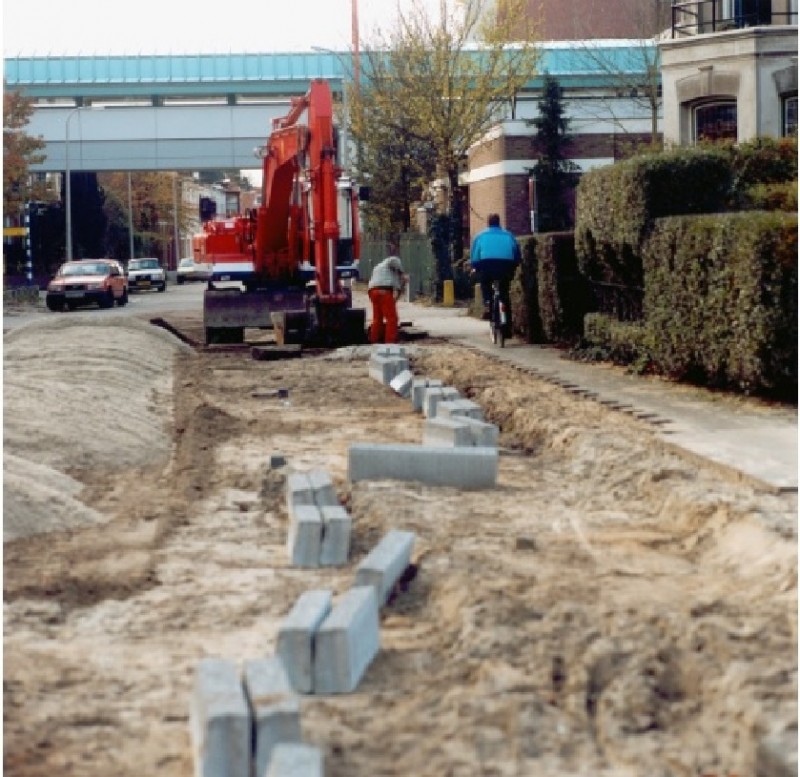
[672,0,798,37]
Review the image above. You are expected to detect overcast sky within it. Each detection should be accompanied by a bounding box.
[3,0,429,56]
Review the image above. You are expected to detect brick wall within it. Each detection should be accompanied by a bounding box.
[527,0,669,39]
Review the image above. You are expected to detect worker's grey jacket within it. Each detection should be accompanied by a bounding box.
[368,256,405,291]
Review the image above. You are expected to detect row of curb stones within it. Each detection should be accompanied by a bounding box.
[191,394,419,776]
[356,346,501,489]
[190,343,500,775]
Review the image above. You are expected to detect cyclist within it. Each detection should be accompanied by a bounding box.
[469,214,521,334]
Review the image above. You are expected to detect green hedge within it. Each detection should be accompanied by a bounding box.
[643,210,797,396]
[510,235,543,342]
[575,147,733,290]
[537,231,589,343]
[727,136,798,194]
[582,313,653,371]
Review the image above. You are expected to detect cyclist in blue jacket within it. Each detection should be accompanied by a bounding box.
[469,214,521,329]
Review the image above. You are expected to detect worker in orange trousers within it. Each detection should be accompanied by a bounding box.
[367,248,408,344]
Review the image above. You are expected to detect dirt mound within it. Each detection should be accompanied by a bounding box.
[3,317,192,541]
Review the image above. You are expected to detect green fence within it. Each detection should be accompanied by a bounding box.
[359,233,436,301]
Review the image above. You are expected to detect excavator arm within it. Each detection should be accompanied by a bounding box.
[201,78,365,348]
[255,79,345,303]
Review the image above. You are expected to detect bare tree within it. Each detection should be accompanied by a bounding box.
[351,0,540,261]
[568,0,670,146]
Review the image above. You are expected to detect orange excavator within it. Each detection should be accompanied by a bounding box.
[194,79,365,346]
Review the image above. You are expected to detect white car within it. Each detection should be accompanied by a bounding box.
[127,257,167,293]
[176,257,212,284]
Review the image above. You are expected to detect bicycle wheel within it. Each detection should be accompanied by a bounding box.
[491,295,505,347]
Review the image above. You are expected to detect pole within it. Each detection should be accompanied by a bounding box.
[65,105,102,261]
[127,172,135,261]
[351,0,360,99]
[65,108,78,261]
[24,202,33,284]
[172,173,180,269]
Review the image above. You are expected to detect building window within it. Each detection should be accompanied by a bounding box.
[784,95,798,136]
[693,101,738,143]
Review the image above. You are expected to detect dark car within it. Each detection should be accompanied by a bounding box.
[127,257,167,292]
[46,259,129,311]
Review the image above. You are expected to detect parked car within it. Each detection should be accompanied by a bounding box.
[176,257,212,284]
[46,259,129,311]
[127,257,167,292]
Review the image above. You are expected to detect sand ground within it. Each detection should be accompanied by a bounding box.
[3,313,797,776]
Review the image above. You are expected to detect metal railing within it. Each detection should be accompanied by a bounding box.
[672,0,797,37]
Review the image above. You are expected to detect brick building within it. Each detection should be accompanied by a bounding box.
[463,0,672,240]
[465,41,659,239]
[529,0,670,40]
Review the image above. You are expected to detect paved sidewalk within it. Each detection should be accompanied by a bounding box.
[385,294,798,493]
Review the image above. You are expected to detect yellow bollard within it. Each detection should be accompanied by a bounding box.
[443,279,455,307]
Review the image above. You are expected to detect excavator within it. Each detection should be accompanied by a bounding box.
[194,79,366,347]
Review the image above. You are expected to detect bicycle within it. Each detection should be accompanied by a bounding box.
[489,279,509,348]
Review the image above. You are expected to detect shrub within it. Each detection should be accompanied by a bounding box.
[643,210,797,397]
[575,147,732,290]
[510,235,543,342]
[579,312,654,371]
[536,231,589,344]
[739,180,798,212]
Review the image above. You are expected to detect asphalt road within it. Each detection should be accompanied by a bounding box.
[2,280,207,331]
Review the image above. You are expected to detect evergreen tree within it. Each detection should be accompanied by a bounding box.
[529,74,579,233]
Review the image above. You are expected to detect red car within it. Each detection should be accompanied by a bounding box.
[46,259,129,311]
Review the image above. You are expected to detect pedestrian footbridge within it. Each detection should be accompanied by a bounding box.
[4,52,347,172]
[4,45,654,173]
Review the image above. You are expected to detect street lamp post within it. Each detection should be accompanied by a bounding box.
[65,105,102,261]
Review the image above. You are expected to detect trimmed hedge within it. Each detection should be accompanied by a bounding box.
[643,210,797,397]
[727,136,798,195]
[510,235,543,343]
[582,313,653,371]
[575,147,732,289]
[537,231,589,344]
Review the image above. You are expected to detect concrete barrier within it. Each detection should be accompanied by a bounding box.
[276,590,332,693]
[189,657,251,777]
[368,354,409,386]
[266,743,324,776]
[436,398,484,421]
[354,529,416,606]
[422,417,475,448]
[319,505,352,567]
[423,386,461,418]
[411,378,443,412]
[285,472,314,514]
[313,586,381,694]
[242,657,302,777]
[308,469,338,507]
[287,505,322,568]
[423,416,499,448]
[389,368,414,398]
[349,443,498,489]
[374,345,407,358]
[459,416,500,447]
